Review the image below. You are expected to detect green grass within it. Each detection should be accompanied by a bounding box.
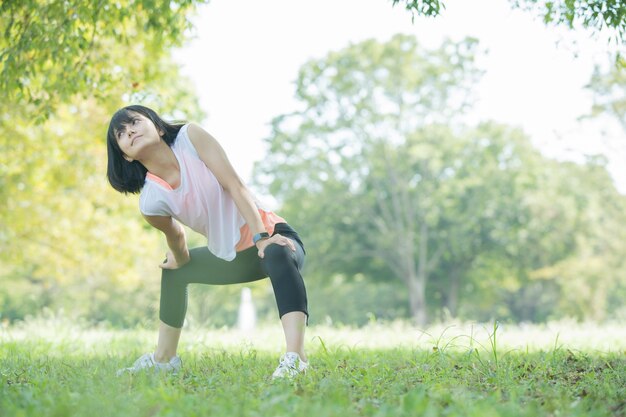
[1,320,624,417]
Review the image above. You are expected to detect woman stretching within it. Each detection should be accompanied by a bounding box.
[106,105,308,378]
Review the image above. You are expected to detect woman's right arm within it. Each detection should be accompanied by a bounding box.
[143,214,190,269]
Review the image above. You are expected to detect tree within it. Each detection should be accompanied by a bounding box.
[255,34,626,324]
[522,157,626,321]
[0,75,204,325]
[428,123,543,318]
[0,0,208,120]
[392,0,626,43]
[256,34,483,325]
[0,0,206,324]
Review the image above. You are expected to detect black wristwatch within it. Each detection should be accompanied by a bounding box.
[253,232,270,245]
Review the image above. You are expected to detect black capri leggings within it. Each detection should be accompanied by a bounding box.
[159,223,307,328]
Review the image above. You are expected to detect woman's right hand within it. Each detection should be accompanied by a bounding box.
[159,250,190,270]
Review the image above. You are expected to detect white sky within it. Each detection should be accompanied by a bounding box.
[173,0,625,192]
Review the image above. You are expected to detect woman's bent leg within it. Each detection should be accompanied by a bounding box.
[280,311,307,361]
[261,241,308,361]
[261,242,308,318]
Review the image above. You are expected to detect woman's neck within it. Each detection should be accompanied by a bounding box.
[140,141,181,188]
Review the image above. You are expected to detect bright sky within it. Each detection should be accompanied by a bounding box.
[173,0,625,192]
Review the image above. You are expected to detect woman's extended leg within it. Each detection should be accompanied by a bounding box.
[154,321,182,363]
[154,246,267,362]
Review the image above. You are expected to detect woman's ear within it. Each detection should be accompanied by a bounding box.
[124,155,134,162]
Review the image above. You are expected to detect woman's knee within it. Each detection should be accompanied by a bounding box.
[262,243,295,265]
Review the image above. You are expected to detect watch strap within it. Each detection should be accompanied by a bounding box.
[253,232,270,245]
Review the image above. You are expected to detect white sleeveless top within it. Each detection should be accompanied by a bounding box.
[139,124,254,261]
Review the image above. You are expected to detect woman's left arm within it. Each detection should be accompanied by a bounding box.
[187,123,295,257]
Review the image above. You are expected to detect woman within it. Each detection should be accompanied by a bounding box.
[106,105,308,378]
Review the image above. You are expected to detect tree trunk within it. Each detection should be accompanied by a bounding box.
[373,142,438,327]
[446,267,460,317]
[407,270,427,326]
[384,219,428,326]
[408,221,429,326]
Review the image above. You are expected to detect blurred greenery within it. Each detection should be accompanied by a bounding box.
[254,34,626,326]
[1,3,625,328]
[588,55,626,131]
[0,0,206,326]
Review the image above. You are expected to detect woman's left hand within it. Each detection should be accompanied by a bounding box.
[256,233,296,258]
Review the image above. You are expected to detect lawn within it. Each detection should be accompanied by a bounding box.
[1,318,624,417]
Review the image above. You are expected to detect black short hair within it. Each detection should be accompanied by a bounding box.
[106,105,185,194]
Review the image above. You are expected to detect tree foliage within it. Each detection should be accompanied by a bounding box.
[0,0,206,324]
[391,0,445,18]
[256,34,482,324]
[255,34,626,324]
[0,0,207,120]
[587,56,626,131]
[392,0,626,42]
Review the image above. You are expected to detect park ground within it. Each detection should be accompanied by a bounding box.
[1,318,624,417]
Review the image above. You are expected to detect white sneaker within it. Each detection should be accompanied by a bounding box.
[116,353,182,376]
[272,352,309,379]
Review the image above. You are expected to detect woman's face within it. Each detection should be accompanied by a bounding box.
[114,111,163,162]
